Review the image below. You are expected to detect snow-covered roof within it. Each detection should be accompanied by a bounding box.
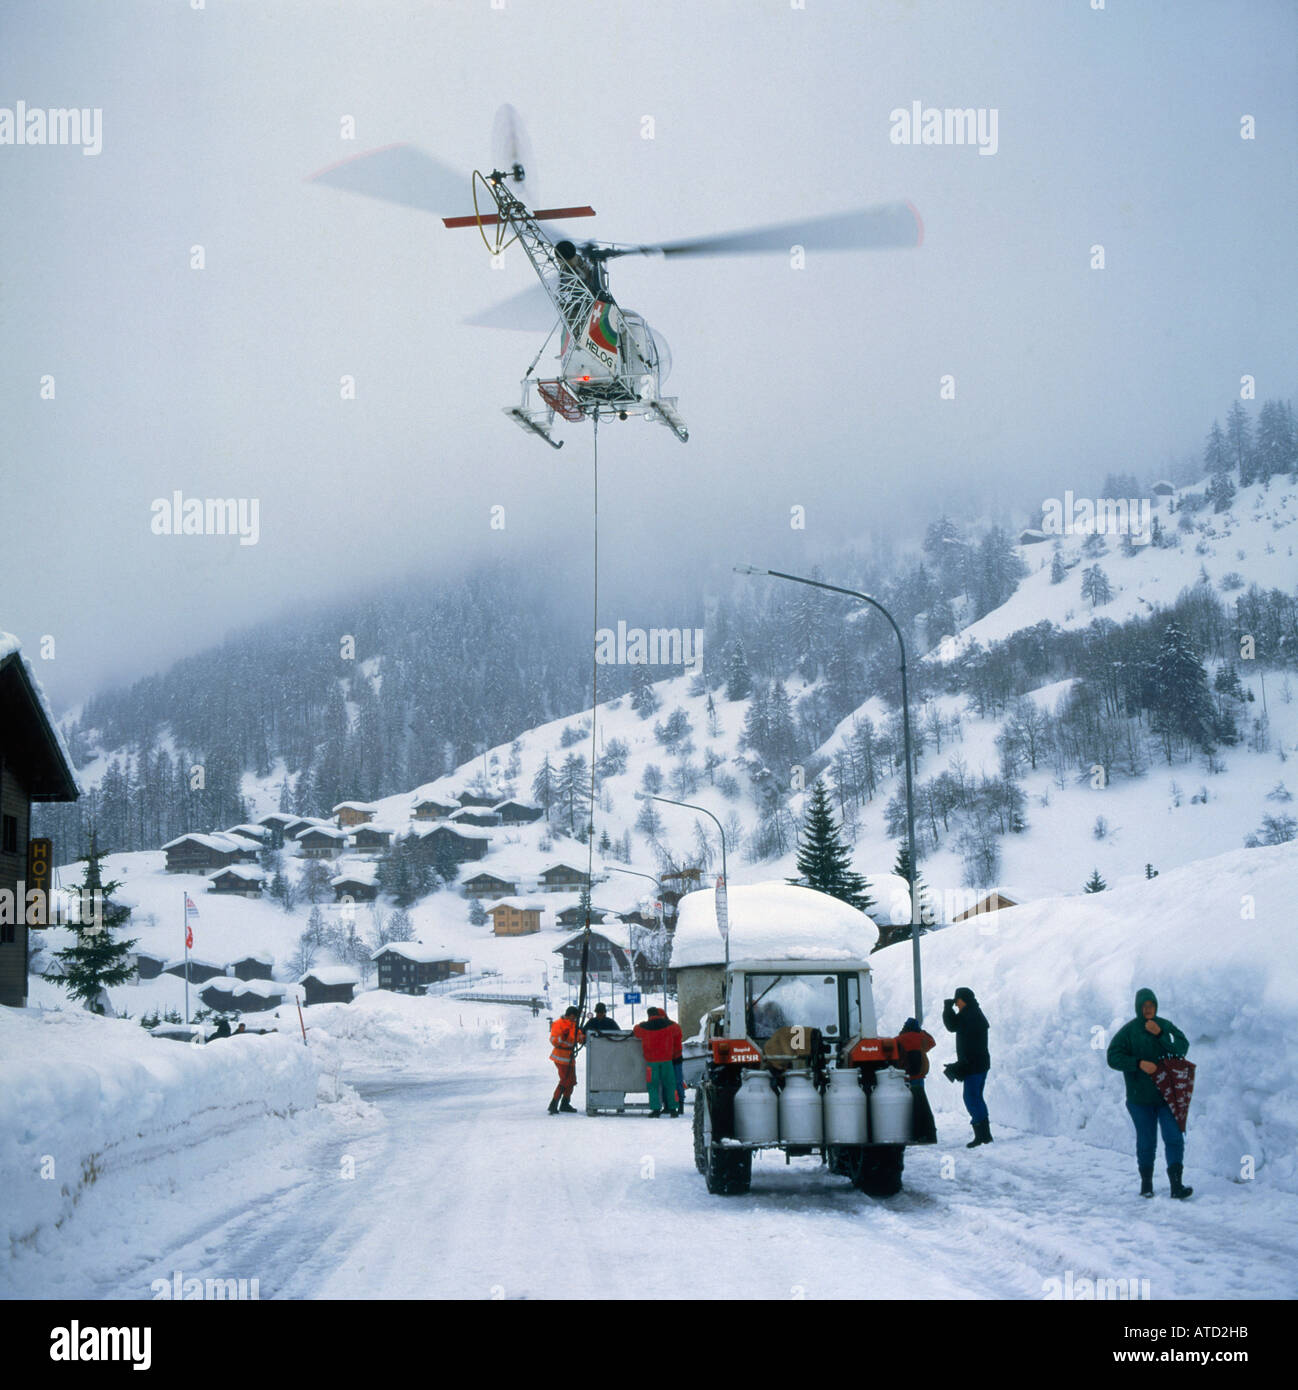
[553,923,636,954]
[234,980,285,999]
[208,865,265,883]
[229,950,274,965]
[294,825,348,841]
[301,965,359,986]
[331,864,378,887]
[225,824,270,841]
[166,956,225,972]
[0,631,81,798]
[493,798,541,812]
[162,831,251,854]
[257,812,297,826]
[200,977,240,993]
[540,862,586,877]
[487,896,549,913]
[332,801,376,813]
[671,882,876,970]
[409,821,491,841]
[370,941,465,963]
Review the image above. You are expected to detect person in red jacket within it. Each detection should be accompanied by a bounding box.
[548,1007,585,1114]
[633,1006,682,1116]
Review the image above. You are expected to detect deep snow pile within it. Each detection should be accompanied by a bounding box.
[867,840,1298,1191]
[1,1006,317,1255]
[294,991,518,1080]
[672,881,877,967]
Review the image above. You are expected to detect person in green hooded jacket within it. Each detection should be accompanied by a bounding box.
[1106,987,1192,1199]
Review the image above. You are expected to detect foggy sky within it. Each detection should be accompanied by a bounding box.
[2,0,1295,706]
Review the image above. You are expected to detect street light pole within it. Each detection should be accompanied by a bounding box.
[734,563,923,1022]
[605,864,668,1007]
[633,792,728,972]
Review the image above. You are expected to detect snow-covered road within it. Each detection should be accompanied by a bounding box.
[8,1011,1296,1301]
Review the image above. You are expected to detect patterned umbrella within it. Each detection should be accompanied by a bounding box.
[1153,1056,1196,1132]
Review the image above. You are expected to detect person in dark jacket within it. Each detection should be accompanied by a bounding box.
[209,1016,232,1041]
[584,1002,621,1033]
[1106,987,1192,1199]
[897,1017,938,1143]
[633,1006,682,1116]
[942,987,992,1147]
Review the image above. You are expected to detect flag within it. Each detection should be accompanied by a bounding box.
[185,895,198,949]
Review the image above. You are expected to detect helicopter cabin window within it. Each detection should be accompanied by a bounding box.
[745,973,861,1042]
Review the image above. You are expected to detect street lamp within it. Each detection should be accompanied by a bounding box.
[633,791,729,972]
[734,563,923,1021]
[605,863,668,1006]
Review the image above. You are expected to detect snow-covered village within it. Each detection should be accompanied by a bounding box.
[3,0,1296,1354]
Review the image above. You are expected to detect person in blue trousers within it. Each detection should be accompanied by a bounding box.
[942,987,992,1147]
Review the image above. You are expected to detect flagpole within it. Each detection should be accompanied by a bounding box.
[183,891,190,1024]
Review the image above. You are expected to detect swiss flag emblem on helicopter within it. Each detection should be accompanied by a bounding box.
[585,301,621,356]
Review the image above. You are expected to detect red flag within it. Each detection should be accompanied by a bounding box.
[184,895,198,949]
[185,923,193,949]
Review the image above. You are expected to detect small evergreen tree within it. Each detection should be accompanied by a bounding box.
[789,782,874,912]
[55,832,138,1013]
[468,896,489,927]
[1083,868,1107,893]
[1049,550,1067,585]
[725,639,752,701]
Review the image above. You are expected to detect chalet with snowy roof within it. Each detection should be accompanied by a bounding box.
[449,806,501,828]
[295,826,348,859]
[461,870,518,899]
[412,795,458,821]
[553,926,640,984]
[257,812,297,832]
[162,832,255,875]
[494,799,543,824]
[488,898,546,936]
[207,865,265,898]
[233,980,286,1011]
[349,824,393,853]
[456,788,502,809]
[282,817,321,840]
[134,949,166,981]
[163,955,226,984]
[227,952,273,981]
[556,902,613,928]
[225,824,270,845]
[0,634,80,1007]
[332,870,379,903]
[333,801,376,829]
[300,966,358,1006]
[538,863,587,893]
[1151,480,1175,497]
[952,890,1021,922]
[1018,528,1049,546]
[371,941,468,994]
[199,978,240,1011]
[413,823,490,865]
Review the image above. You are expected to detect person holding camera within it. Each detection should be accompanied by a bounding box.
[942,987,992,1148]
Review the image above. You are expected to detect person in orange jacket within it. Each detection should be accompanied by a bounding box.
[548,1006,585,1114]
[633,1006,682,1116]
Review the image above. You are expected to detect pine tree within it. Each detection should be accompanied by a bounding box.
[1149,621,1216,756]
[1144,863,1159,879]
[725,639,752,701]
[892,842,930,923]
[1203,419,1228,476]
[55,832,138,1012]
[1080,564,1112,608]
[468,896,489,927]
[1084,868,1107,893]
[1226,400,1254,485]
[789,782,873,912]
[630,665,659,719]
[531,754,555,819]
[1049,550,1067,585]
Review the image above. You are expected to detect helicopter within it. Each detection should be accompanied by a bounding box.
[309,106,922,449]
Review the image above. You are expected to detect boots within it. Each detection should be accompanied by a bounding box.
[558,1098,579,1113]
[547,1095,560,1114]
[1168,1164,1193,1199]
[966,1119,993,1148]
[1139,1166,1154,1198]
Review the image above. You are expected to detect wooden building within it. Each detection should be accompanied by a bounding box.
[538,863,587,893]
[551,926,654,986]
[449,806,501,828]
[332,872,379,903]
[372,942,468,994]
[952,890,1020,922]
[257,812,298,834]
[411,796,457,821]
[488,898,545,936]
[207,865,265,898]
[295,826,348,859]
[556,903,612,928]
[461,871,519,899]
[134,949,166,981]
[229,952,274,981]
[333,801,376,829]
[199,977,240,1012]
[493,799,543,825]
[163,956,226,984]
[0,638,80,1007]
[233,980,286,1012]
[281,817,320,840]
[350,825,393,853]
[413,824,490,865]
[456,789,501,809]
[162,832,255,875]
[300,967,358,1006]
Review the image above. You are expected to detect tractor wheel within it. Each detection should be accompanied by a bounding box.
[826,1145,855,1178]
[697,1085,751,1195]
[850,1144,905,1197]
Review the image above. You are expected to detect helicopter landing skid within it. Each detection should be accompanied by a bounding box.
[505,407,564,449]
[647,398,689,443]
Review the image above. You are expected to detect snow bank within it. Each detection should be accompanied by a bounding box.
[868,841,1298,1190]
[1,1007,317,1254]
[672,882,875,968]
[300,991,517,1079]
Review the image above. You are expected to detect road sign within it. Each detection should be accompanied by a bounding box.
[623,991,641,1004]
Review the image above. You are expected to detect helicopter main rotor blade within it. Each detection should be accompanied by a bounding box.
[307,143,469,215]
[464,284,557,332]
[598,202,923,259]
